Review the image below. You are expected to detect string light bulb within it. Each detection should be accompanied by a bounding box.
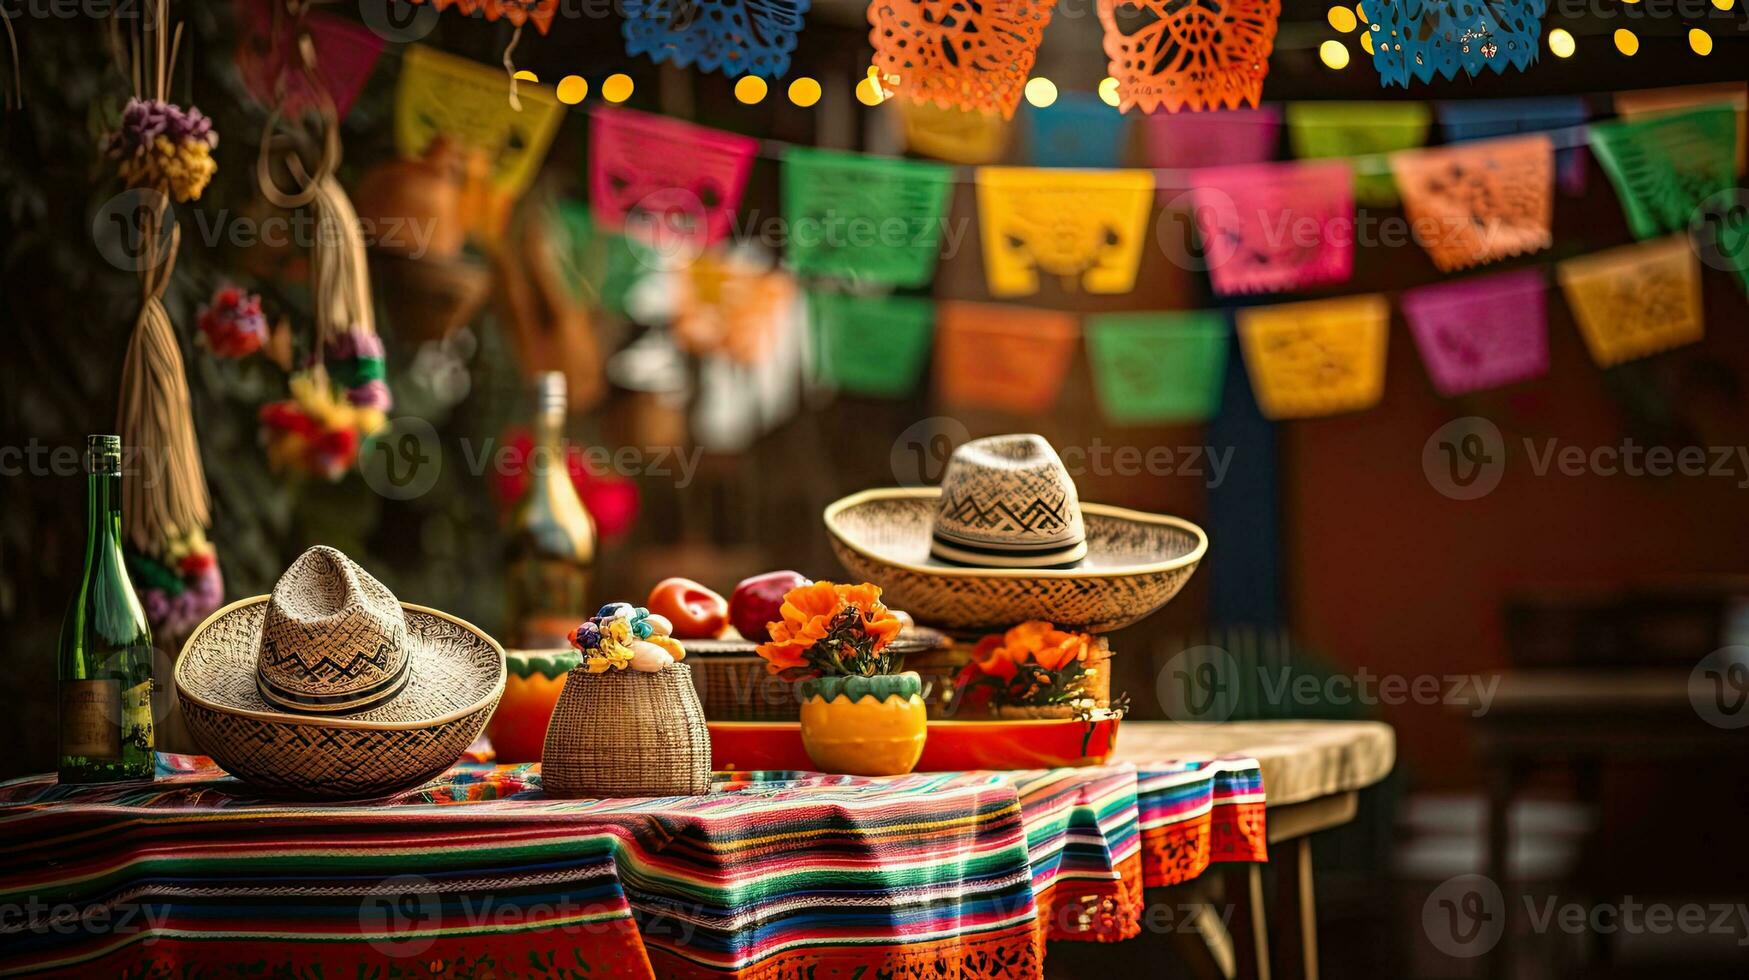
[1098,76,1120,107]
[512,70,539,83]
[1614,28,1639,56]
[602,73,634,103]
[1328,6,1358,31]
[735,75,768,104]
[856,76,884,106]
[556,75,588,105]
[1320,39,1351,69]
[1548,28,1575,58]
[1024,77,1058,108]
[1689,28,1714,55]
[788,77,822,107]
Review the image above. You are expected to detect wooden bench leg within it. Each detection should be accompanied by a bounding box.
[1273,837,1318,980]
[1231,864,1273,980]
[1295,838,1318,980]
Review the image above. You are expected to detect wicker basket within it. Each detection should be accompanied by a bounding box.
[541,663,711,798]
[690,655,801,721]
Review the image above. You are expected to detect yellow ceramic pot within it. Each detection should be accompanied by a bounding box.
[796,672,927,776]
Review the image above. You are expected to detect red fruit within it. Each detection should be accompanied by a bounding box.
[647,577,729,639]
[729,570,810,643]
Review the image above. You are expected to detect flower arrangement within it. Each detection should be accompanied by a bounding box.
[322,330,394,414]
[258,373,383,480]
[105,98,219,203]
[125,528,223,638]
[197,285,269,359]
[568,602,687,673]
[953,621,1109,715]
[754,581,905,680]
[256,312,394,481]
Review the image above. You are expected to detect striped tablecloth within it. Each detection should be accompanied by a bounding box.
[0,755,1266,979]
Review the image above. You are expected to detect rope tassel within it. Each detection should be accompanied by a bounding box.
[118,295,212,556]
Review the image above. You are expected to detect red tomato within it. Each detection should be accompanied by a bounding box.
[647,577,730,639]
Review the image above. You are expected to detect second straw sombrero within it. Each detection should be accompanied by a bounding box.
[824,434,1207,633]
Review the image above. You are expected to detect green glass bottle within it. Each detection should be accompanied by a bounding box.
[58,434,155,784]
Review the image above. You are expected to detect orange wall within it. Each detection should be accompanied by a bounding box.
[1284,272,1749,788]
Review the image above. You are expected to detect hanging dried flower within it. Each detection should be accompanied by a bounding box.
[196,285,269,358]
[106,98,220,202]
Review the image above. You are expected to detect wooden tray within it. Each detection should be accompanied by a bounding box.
[708,714,1120,773]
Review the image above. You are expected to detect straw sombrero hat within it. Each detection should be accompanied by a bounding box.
[824,434,1207,633]
[175,546,505,799]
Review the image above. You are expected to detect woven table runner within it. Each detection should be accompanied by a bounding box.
[0,755,1265,979]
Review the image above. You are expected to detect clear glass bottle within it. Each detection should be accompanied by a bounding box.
[506,373,597,648]
[58,435,155,783]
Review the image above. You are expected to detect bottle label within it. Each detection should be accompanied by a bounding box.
[61,680,122,759]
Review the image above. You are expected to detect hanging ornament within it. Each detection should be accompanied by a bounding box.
[1401,269,1549,396]
[107,8,223,641]
[1589,105,1736,240]
[1097,0,1280,114]
[868,0,1057,119]
[1187,160,1355,295]
[1362,0,1546,88]
[621,0,810,78]
[781,147,954,288]
[406,0,559,33]
[233,0,384,122]
[255,2,392,481]
[975,167,1155,297]
[1390,134,1554,272]
[1556,236,1704,367]
[1237,295,1390,419]
[196,284,269,358]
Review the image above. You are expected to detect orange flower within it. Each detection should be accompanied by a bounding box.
[969,634,1020,682]
[971,621,1093,674]
[755,581,904,676]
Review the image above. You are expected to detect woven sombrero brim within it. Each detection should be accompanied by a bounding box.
[175,597,506,799]
[824,488,1207,633]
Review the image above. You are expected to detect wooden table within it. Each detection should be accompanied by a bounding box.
[1112,720,1398,980]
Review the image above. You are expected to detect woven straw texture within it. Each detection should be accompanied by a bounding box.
[542,663,712,798]
[827,490,1205,632]
[255,547,409,708]
[176,600,504,799]
[692,655,800,721]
